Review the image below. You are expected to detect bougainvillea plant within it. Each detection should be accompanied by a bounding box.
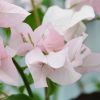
[0,0,100,100]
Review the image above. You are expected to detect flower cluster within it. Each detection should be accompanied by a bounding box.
[0,0,100,88]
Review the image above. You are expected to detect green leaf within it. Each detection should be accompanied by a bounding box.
[33,93,43,100]
[0,83,4,91]
[42,0,52,7]
[96,83,100,90]
[24,8,44,30]
[0,28,11,45]
[18,86,25,93]
[5,94,42,100]
[47,79,59,96]
[4,94,32,100]
[92,79,100,91]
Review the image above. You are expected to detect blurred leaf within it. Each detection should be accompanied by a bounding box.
[42,0,52,7]
[0,28,11,45]
[33,93,42,100]
[47,79,59,96]
[0,83,5,97]
[4,94,32,100]
[24,8,44,30]
[0,83,4,91]
[96,83,100,91]
[18,86,25,94]
[92,79,100,91]
[5,94,42,100]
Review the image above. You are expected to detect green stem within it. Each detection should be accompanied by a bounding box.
[45,87,50,100]
[12,59,33,98]
[31,0,40,26]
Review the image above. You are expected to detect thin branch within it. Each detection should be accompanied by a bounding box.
[12,59,34,98]
[45,87,50,100]
[31,0,41,26]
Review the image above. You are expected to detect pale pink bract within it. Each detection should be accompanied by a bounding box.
[0,37,19,86]
[66,0,100,15]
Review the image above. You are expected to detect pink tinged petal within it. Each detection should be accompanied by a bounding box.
[42,25,64,52]
[34,75,47,88]
[65,0,82,8]
[65,45,82,68]
[76,65,100,74]
[25,48,47,65]
[71,52,83,67]
[8,26,33,56]
[42,5,95,34]
[25,48,48,88]
[32,23,65,52]
[36,24,64,52]
[25,47,66,68]
[66,0,100,15]
[0,1,30,28]
[81,45,91,59]
[37,39,46,52]
[72,45,91,67]
[32,24,50,45]
[8,28,24,52]
[14,23,34,43]
[64,22,86,41]
[42,6,74,34]
[47,48,81,85]
[76,53,100,74]
[0,0,28,15]
[83,53,100,67]
[31,24,50,52]
[0,57,19,86]
[67,36,85,61]
[17,43,33,56]
[90,0,100,15]
[66,48,83,68]
[67,5,95,29]
[5,46,17,57]
[0,1,29,15]
[27,64,47,88]
[46,49,66,68]
[0,37,19,86]
[48,66,81,85]
[66,34,89,68]
[3,0,14,3]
